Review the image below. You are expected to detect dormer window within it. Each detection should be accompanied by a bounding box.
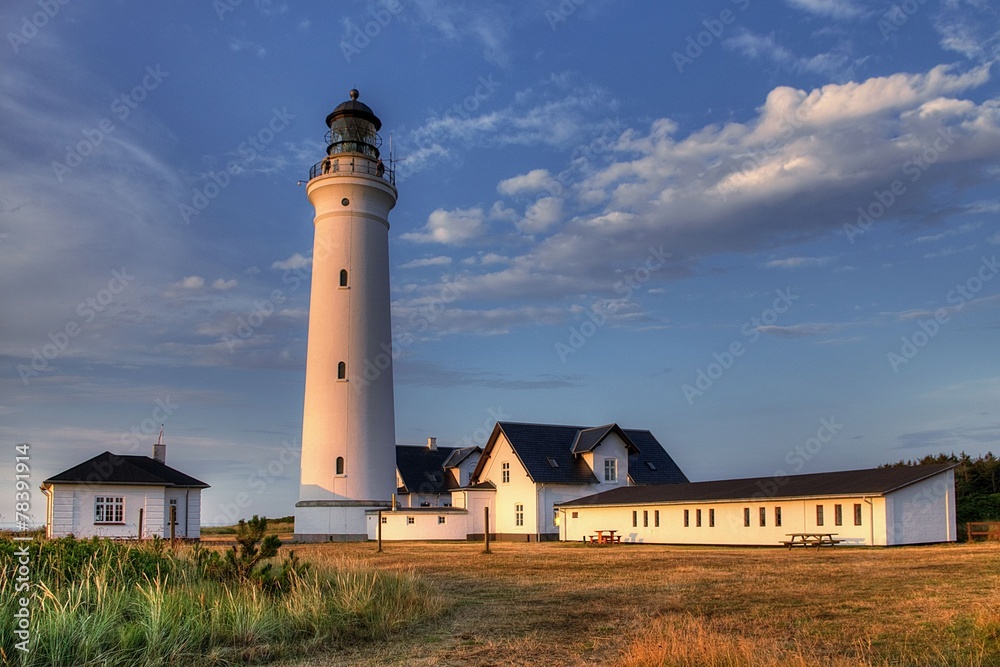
[603,458,618,483]
[547,457,559,468]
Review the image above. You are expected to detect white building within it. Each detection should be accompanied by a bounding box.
[557,464,957,546]
[295,90,399,542]
[367,421,689,541]
[40,439,208,540]
[394,439,481,508]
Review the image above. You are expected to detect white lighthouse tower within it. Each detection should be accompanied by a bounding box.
[294,89,397,541]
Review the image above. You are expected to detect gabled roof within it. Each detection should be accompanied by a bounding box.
[442,446,481,469]
[395,445,459,495]
[43,451,209,488]
[571,424,639,455]
[472,422,688,486]
[558,463,957,508]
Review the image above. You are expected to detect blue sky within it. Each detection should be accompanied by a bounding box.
[2,0,999,527]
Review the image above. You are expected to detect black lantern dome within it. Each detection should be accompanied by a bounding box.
[323,89,382,160]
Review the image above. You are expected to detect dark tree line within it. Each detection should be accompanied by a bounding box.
[882,452,1000,529]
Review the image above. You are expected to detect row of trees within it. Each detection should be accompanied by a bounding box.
[883,452,1000,528]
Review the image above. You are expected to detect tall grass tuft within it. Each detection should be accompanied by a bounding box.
[0,538,443,667]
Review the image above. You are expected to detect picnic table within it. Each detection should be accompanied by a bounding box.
[585,529,621,545]
[782,533,841,549]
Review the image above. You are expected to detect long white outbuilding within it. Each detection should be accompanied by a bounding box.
[556,463,957,546]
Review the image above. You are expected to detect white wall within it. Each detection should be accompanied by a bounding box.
[162,488,202,539]
[885,469,957,545]
[563,497,888,546]
[454,454,481,487]
[581,433,629,489]
[365,510,470,540]
[45,483,180,539]
[295,503,372,541]
[400,492,452,508]
[478,433,538,536]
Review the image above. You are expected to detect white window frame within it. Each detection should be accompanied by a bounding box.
[94,496,124,524]
[603,458,618,483]
[515,503,524,527]
[501,461,510,484]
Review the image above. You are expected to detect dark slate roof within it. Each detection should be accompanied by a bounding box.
[395,445,459,495]
[558,463,957,507]
[43,451,209,488]
[571,425,618,454]
[478,422,688,486]
[625,430,689,485]
[442,446,480,469]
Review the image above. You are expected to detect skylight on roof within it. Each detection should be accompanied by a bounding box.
[547,457,559,468]
[646,461,657,470]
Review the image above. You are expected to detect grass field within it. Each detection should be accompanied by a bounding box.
[278,541,1000,667]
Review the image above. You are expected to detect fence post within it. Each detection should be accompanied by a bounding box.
[483,506,491,554]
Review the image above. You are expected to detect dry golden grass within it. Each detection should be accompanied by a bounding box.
[276,541,1000,667]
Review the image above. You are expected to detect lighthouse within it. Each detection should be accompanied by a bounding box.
[294,89,397,541]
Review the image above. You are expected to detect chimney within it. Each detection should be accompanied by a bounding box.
[153,425,166,464]
[426,437,437,451]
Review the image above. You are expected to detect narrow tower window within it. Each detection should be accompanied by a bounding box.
[337,361,346,380]
[340,269,349,287]
[336,457,345,475]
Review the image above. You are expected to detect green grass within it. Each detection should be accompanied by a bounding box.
[201,517,295,536]
[0,537,443,667]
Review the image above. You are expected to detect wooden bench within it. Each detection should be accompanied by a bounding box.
[585,530,621,545]
[782,533,842,549]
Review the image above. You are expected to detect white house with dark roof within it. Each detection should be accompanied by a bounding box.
[367,421,688,541]
[557,464,957,546]
[40,437,209,540]
[394,439,481,508]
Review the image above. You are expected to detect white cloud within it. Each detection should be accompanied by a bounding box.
[518,197,565,235]
[228,37,267,58]
[757,323,840,337]
[402,207,488,245]
[272,253,312,270]
[396,74,619,178]
[935,1,1000,62]
[785,0,863,19]
[765,256,835,269]
[401,256,453,269]
[172,276,206,291]
[410,63,1000,322]
[725,30,850,77]
[498,169,559,196]
[212,278,238,291]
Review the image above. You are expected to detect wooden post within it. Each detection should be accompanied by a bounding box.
[483,506,491,554]
[169,505,176,547]
[377,509,383,553]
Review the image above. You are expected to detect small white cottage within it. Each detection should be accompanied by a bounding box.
[40,437,209,540]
